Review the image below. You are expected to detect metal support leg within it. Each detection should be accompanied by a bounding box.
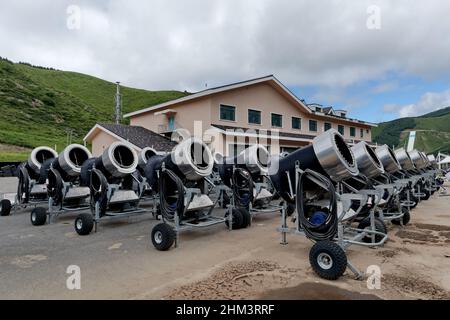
[347,260,364,280]
[228,193,234,231]
[94,202,99,233]
[338,224,345,248]
[47,198,53,224]
[174,211,180,248]
[370,210,376,245]
[280,203,288,245]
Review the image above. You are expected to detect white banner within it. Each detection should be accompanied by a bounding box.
[407,131,416,152]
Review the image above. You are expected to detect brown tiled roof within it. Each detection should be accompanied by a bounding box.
[98,123,177,152]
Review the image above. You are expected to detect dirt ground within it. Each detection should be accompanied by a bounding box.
[0,178,449,300]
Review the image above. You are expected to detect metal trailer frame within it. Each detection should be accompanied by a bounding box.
[91,183,157,233]
[2,179,49,216]
[278,164,388,280]
[370,173,417,223]
[37,182,91,225]
[247,177,284,221]
[212,166,284,225]
[437,170,450,197]
[338,177,406,225]
[152,165,234,249]
[374,182,408,222]
[75,171,158,235]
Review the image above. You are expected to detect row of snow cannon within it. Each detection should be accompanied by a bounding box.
[0,130,441,279]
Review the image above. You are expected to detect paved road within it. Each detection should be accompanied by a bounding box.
[0,176,449,300]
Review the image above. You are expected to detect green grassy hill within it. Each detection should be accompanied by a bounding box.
[372,107,450,154]
[0,57,188,161]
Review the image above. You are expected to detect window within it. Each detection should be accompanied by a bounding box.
[360,129,364,138]
[338,125,345,135]
[366,129,370,134]
[309,120,318,132]
[340,112,346,118]
[231,144,249,158]
[350,127,356,137]
[324,122,332,131]
[272,113,283,128]
[248,109,261,125]
[220,105,235,121]
[292,117,301,130]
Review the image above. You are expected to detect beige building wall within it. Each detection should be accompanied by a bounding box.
[128,81,373,157]
[130,98,212,138]
[90,130,120,157]
[209,82,372,142]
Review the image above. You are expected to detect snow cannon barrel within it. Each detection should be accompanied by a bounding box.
[351,141,384,178]
[409,150,427,170]
[144,138,214,190]
[137,147,161,171]
[26,146,58,175]
[395,148,416,171]
[420,152,430,168]
[427,154,437,168]
[94,142,138,180]
[216,145,270,187]
[52,144,92,178]
[375,145,402,173]
[269,129,359,203]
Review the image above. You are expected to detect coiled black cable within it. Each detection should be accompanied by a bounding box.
[158,169,185,221]
[232,168,254,208]
[296,169,338,241]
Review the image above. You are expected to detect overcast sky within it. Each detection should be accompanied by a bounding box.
[1,0,450,122]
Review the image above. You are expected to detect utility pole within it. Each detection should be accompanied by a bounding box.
[115,82,122,124]
[66,129,74,146]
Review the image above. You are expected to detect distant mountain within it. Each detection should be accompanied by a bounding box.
[1,56,448,161]
[0,57,188,161]
[372,106,450,154]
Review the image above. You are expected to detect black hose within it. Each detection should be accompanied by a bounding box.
[232,168,254,208]
[158,169,185,221]
[47,168,64,205]
[296,169,338,241]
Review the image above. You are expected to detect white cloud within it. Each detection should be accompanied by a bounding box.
[372,81,398,93]
[383,89,450,117]
[0,0,450,92]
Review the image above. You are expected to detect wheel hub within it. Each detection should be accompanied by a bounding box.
[154,231,163,244]
[76,219,83,230]
[317,253,333,270]
[31,212,36,222]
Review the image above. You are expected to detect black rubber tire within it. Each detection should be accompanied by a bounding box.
[392,207,411,226]
[409,199,418,210]
[30,207,47,226]
[309,241,347,280]
[225,208,244,230]
[239,208,251,228]
[422,189,431,201]
[151,223,176,251]
[221,191,230,209]
[358,217,387,243]
[74,213,94,236]
[0,199,12,216]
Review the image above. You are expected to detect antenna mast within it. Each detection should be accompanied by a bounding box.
[115,82,122,124]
